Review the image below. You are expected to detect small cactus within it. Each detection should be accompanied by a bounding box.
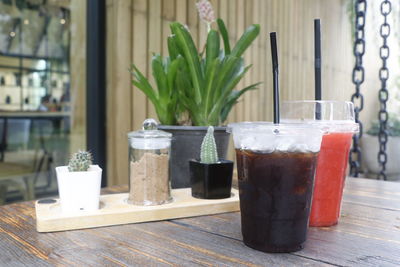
[68,150,93,172]
[200,126,219,164]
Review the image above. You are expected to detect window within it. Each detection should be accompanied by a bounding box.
[0,0,87,204]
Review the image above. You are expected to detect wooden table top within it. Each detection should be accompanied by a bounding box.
[1,178,399,266]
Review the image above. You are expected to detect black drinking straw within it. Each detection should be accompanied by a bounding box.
[314,19,322,120]
[270,32,280,124]
[314,19,322,101]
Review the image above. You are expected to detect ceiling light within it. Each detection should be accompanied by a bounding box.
[60,19,66,25]
[24,19,29,25]
[9,32,16,37]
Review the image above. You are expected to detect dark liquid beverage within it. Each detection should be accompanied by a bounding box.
[236,149,319,253]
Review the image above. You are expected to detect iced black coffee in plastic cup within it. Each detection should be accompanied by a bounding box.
[228,122,323,253]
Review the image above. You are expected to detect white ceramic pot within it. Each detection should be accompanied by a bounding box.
[361,134,400,177]
[56,165,102,213]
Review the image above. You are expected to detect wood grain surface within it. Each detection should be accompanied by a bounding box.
[1,178,400,266]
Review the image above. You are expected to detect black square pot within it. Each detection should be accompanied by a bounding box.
[189,159,233,199]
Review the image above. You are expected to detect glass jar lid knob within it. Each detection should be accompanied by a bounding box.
[143,118,158,130]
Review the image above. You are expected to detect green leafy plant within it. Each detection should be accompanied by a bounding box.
[130,55,182,125]
[200,126,218,163]
[169,20,261,126]
[131,1,260,126]
[367,116,400,137]
[68,150,93,172]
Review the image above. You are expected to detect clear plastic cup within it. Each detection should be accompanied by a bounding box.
[282,101,359,227]
[228,122,324,253]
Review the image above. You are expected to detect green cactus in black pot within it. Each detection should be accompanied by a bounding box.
[200,126,219,164]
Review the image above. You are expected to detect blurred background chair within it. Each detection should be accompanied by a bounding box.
[0,115,67,204]
[31,119,55,192]
[0,118,35,204]
[0,119,31,160]
[0,162,35,204]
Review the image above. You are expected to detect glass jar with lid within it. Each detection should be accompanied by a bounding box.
[127,118,172,205]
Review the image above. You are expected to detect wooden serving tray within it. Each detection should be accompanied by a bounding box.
[35,188,239,232]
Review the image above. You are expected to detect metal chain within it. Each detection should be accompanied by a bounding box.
[350,0,367,177]
[377,0,391,180]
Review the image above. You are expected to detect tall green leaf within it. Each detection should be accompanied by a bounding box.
[131,64,158,103]
[167,57,182,94]
[220,83,261,123]
[205,30,220,74]
[203,57,220,116]
[207,64,253,125]
[151,54,168,102]
[230,24,260,58]
[219,63,250,98]
[176,68,204,125]
[217,18,231,55]
[170,22,203,104]
[212,56,242,102]
[167,35,179,60]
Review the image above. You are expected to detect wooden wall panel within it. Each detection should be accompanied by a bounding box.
[132,0,148,131]
[106,0,357,186]
[175,0,187,24]
[147,0,162,119]
[69,0,86,154]
[106,0,133,186]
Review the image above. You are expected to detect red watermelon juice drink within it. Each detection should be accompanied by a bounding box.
[310,128,354,226]
[282,101,359,227]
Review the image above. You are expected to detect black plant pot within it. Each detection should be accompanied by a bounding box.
[157,125,230,188]
[189,159,233,199]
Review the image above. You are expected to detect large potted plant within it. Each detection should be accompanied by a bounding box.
[361,118,400,180]
[131,0,260,187]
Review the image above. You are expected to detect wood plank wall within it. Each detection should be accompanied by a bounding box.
[69,0,86,154]
[106,0,354,186]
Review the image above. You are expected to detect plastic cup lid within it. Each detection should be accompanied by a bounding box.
[299,120,359,133]
[227,121,324,153]
[281,100,359,133]
[227,121,323,135]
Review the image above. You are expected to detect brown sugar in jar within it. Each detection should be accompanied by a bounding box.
[127,119,172,206]
[129,152,171,205]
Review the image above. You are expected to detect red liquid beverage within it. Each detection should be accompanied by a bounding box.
[236,150,319,253]
[309,132,353,226]
[281,101,359,227]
